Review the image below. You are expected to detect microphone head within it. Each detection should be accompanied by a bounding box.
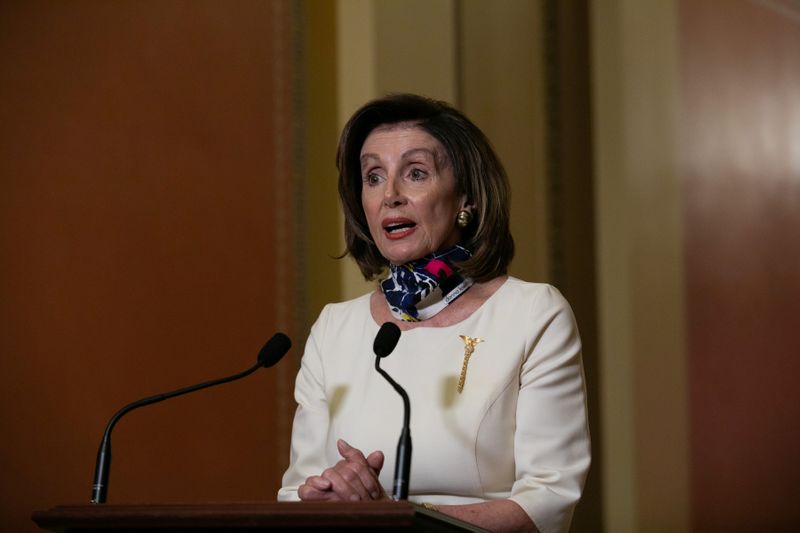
[258,332,291,368]
[373,322,401,358]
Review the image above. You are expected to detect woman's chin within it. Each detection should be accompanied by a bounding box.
[380,247,427,266]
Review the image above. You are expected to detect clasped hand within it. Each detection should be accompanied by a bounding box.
[298,439,388,502]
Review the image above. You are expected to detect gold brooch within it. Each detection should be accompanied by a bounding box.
[457,335,484,393]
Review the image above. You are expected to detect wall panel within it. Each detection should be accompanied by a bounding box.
[681,0,800,530]
[0,2,299,530]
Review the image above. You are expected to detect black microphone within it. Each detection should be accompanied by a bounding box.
[90,332,291,504]
[372,322,411,500]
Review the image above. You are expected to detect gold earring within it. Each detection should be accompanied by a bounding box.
[456,210,472,228]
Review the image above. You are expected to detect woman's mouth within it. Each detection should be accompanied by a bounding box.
[383,219,417,239]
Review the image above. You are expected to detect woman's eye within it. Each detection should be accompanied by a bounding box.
[409,168,427,180]
[364,173,383,186]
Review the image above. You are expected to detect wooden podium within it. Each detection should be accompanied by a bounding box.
[32,501,488,532]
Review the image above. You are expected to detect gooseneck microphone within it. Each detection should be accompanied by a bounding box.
[90,332,291,504]
[372,322,411,500]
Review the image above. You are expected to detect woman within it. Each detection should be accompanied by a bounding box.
[278,94,590,533]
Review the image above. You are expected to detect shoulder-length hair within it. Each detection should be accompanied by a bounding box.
[337,93,515,282]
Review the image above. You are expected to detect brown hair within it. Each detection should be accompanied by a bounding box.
[337,94,515,282]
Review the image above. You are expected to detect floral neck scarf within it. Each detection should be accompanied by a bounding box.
[380,245,474,322]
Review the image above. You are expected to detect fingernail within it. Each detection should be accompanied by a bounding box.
[371,491,379,499]
[349,494,359,502]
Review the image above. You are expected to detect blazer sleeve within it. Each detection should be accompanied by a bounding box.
[508,286,591,533]
[276,306,332,501]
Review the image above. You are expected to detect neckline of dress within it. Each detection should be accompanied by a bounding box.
[368,275,513,333]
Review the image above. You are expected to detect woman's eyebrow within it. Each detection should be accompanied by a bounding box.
[404,147,449,170]
[359,148,441,170]
[360,153,381,169]
[400,148,436,161]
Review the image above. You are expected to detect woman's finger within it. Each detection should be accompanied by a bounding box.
[298,479,339,501]
[340,458,383,499]
[337,439,369,465]
[366,450,385,474]
[305,475,332,491]
[322,461,372,501]
[335,440,386,499]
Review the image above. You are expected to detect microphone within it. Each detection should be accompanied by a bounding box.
[90,332,291,504]
[372,322,411,500]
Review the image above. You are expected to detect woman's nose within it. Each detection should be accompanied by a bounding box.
[383,176,406,207]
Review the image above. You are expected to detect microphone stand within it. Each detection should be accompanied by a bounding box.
[91,362,262,504]
[91,333,290,504]
[374,357,412,500]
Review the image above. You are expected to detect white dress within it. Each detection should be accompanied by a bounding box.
[278,277,590,533]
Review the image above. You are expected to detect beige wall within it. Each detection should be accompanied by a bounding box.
[459,0,551,283]
[591,1,690,531]
[299,0,342,329]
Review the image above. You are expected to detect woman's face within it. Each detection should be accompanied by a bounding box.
[360,123,465,265]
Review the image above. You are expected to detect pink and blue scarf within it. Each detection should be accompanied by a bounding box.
[381,245,474,322]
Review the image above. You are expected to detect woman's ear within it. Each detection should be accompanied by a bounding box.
[458,193,473,213]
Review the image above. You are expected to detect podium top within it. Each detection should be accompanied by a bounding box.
[32,501,488,532]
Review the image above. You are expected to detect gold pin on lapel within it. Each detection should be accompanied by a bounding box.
[457,335,484,393]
